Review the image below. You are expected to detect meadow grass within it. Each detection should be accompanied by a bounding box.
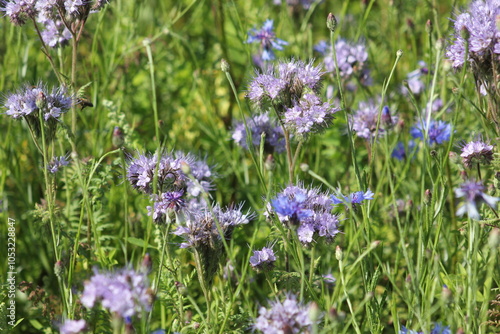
[0,0,499,333]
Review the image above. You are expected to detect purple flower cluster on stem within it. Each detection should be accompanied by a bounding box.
[350,99,397,140]
[270,185,340,246]
[249,246,277,272]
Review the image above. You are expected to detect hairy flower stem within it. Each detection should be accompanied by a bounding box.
[70,34,78,134]
[193,248,212,324]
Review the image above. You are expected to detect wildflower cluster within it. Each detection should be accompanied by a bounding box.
[350,100,397,140]
[81,267,153,320]
[315,39,372,89]
[59,319,87,334]
[254,293,313,333]
[232,111,285,153]
[446,0,500,94]
[270,185,340,246]
[248,59,339,137]
[127,151,214,223]
[249,246,277,272]
[1,0,110,47]
[3,83,74,141]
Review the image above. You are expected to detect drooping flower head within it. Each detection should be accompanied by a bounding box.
[269,185,340,245]
[316,39,372,89]
[81,267,153,320]
[460,139,494,168]
[455,180,499,220]
[247,19,288,61]
[254,293,313,333]
[232,111,285,153]
[59,319,87,334]
[410,119,452,145]
[249,246,277,272]
[350,99,397,140]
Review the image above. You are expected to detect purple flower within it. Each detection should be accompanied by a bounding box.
[410,119,452,145]
[318,39,372,88]
[40,19,72,48]
[247,19,288,61]
[47,155,70,174]
[250,246,276,272]
[273,0,323,9]
[332,189,374,209]
[254,293,313,333]
[392,141,417,161]
[400,322,451,334]
[1,0,38,25]
[126,151,213,196]
[247,59,324,107]
[270,185,340,246]
[460,139,494,168]
[402,61,429,96]
[455,180,499,220]
[350,99,397,140]
[81,268,152,319]
[59,319,87,334]
[284,93,338,136]
[147,191,186,223]
[232,112,285,153]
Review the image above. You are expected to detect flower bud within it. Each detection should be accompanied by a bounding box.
[335,245,343,261]
[424,189,432,205]
[54,260,64,278]
[300,163,309,172]
[220,59,230,73]
[425,19,433,34]
[396,49,403,58]
[112,126,125,148]
[265,154,275,171]
[327,13,337,32]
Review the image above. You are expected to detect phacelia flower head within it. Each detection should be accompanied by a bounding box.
[81,267,153,320]
[410,119,452,145]
[59,319,87,334]
[250,246,277,272]
[284,93,338,137]
[317,39,372,88]
[1,0,38,25]
[39,18,72,48]
[270,185,340,246]
[126,151,213,197]
[254,293,313,333]
[460,139,494,168]
[455,180,499,220]
[232,111,285,153]
[247,59,324,108]
[247,19,288,61]
[174,203,253,283]
[147,190,186,224]
[350,99,397,140]
[47,155,70,174]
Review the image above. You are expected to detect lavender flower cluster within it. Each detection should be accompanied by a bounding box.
[127,151,214,223]
[269,185,341,246]
[232,111,285,153]
[3,83,74,141]
[350,100,398,140]
[249,246,277,272]
[1,0,110,47]
[254,293,313,333]
[81,267,153,320]
[315,39,372,89]
[248,59,339,137]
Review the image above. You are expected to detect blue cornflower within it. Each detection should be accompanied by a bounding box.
[455,180,499,220]
[392,141,417,161]
[332,189,374,208]
[271,191,313,225]
[410,119,451,145]
[47,155,70,174]
[254,293,313,333]
[250,246,277,272]
[247,19,288,61]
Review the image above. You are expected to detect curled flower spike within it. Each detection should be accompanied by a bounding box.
[455,180,499,220]
[247,19,288,61]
